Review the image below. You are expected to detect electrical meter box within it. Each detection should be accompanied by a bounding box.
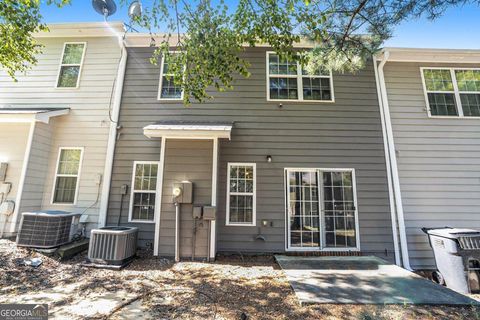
[203,206,216,220]
[173,181,193,204]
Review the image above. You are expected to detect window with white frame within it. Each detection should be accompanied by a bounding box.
[267,52,333,102]
[158,54,183,100]
[52,148,83,204]
[56,43,86,88]
[129,162,159,222]
[422,68,480,117]
[226,163,256,226]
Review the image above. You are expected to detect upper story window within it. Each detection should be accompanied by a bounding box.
[226,163,256,226]
[267,52,334,102]
[129,162,159,222]
[56,42,86,88]
[52,148,83,204]
[158,54,184,100]
[422,68,480,117]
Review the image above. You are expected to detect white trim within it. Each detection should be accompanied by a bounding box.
[225,162,257,227]
[154,137,167,256]
[9,121,36,233]
[284,167,360,252]
[34,21,125,38]
[420,67,480,119]
[377,52,412,270]
[378,48,480,64]
[98,43,127,228]
[373,57,401,266]
[143,124,232,140]
[51,147,84,205]
[0,109,69,124]
[210,138,219,258]
[157,52,184,101]
[128,161,160,223]
[266,51,335,103]
[55,42,87,89]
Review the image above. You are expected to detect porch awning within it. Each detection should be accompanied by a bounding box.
[0,105,70,123]
[143,120,233,139]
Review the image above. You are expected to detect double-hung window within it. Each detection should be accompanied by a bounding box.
[267,52,334,102]
[129,162,159,222]
[422,68,480,117]
[226,163,256,226]
[52,148,83,204]
[158,53,184,100]
[56,42,86,88]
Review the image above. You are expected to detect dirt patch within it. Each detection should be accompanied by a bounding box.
[1,239,480,319]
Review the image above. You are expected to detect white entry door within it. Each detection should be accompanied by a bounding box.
[286,168,359,251]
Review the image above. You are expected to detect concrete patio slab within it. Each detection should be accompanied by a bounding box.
[275,255,478,305]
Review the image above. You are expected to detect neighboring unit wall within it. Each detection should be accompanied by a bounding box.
[0,123,30,233]
[0,35,121,231]
[108,47,394,260]
[384,62,480,269]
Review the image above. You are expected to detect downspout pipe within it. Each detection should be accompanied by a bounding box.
[373,56,401,266]
[376,51,412,270]
[98,29,128,227]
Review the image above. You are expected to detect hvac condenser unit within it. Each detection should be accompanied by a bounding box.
[16,211,81,248]
[87,226,138,266]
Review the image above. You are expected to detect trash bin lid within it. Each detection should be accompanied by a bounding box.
[427,228,480,239]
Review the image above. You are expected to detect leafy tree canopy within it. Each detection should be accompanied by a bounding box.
[1,0,474,103]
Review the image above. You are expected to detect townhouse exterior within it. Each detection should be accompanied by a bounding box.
[376,48,480,269]
[0,22,125,237]
[104,36,397,262]
[1,22,478,270]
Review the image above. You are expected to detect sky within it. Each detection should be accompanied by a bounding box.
[40,1,480,49]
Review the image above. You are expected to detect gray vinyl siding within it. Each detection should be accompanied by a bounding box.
[108,47,394,260]
[384,62,480,269]
[0,36,121,231]
[158,139,212,257]
[18,123,53,217]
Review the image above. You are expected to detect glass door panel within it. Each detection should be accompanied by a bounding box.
[287,170,321,248]
[322,171,357,248]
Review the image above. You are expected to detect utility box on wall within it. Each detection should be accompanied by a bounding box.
[203,206,216,220]
[173,181,193,204]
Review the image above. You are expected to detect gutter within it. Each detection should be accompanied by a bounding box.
[98,33,128,228]
[375,51,412,270]
[373,56,401,266]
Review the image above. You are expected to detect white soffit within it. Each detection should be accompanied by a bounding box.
[34,21,125,38]
[144,121,233,139]
[378,47,480,63]
[0,106,70,123]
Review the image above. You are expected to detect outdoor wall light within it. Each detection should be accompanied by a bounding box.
[266,155,272,163]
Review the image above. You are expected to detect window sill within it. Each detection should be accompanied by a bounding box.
[128,219,156,224]
[267,98,335,103]
[225,223,256,227]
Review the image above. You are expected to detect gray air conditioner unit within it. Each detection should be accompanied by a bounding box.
[16,211,81,248]
[87,226,138,266]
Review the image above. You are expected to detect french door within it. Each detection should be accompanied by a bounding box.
[286,168,359,250]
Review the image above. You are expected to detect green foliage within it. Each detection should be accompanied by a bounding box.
[0,0,475,104]
[0,0,71,80]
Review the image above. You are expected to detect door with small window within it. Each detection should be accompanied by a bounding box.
[286,169,359,250]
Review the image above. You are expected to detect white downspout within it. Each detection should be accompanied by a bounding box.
[373,57,401,266]
[98,34,128,227]
[376,51,412,270]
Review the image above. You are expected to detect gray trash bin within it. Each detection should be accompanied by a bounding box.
[422,227,480,294]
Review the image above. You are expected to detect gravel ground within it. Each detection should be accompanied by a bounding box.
[1,239,480,320]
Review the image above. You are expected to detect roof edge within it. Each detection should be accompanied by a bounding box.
[34,21,125,38]
[376,47,480,63]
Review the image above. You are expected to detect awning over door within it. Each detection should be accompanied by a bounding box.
[0,105,70,123]
[143,120,233,139]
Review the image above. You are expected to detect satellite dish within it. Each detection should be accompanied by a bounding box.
[92,0,117,18]
[128,1,143,20]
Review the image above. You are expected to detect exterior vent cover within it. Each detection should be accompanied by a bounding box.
[16,211,81,248]
[87,226,138,265]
